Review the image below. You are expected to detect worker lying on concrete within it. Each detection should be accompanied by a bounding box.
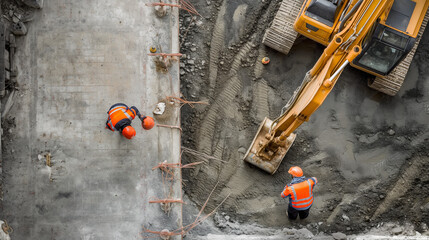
[106,103,155,139]
[281,166,318,220]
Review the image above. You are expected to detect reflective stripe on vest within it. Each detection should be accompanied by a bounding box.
[107,118,117,131]
[290,179,314,210]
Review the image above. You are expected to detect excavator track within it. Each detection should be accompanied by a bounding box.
[368,10,429,96]
[262,0,304,54]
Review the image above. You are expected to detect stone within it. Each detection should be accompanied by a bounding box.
[421,223,428,231]
[190,47,197,52]
[238,147,246,154]
[297,228,313,238]
[388,129,395,135]
[12,16,20,23]
[187,60,195,65]
[342,214,350,221]
[358,133,379,144]
[332,232,347,240]
[391,227,403,235]
[180,69,185,75]
[11,22,27,36]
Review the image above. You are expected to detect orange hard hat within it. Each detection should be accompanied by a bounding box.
[142,116,155,130]
[288,166,303,177]
[122,126,136,139]
[261,57,270,65]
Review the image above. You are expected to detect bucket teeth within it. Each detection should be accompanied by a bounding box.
[244,118,296,174]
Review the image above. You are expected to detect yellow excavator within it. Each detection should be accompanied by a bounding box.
[244,0,429,174]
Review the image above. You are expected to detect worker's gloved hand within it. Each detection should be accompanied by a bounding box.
[139,114,147,122]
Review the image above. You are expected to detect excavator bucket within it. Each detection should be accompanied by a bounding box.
[243,117,296,174]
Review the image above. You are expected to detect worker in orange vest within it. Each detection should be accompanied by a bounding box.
[281,166,318,220]
[105,103,155,139]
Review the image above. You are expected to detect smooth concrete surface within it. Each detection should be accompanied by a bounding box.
[2,1,181,239]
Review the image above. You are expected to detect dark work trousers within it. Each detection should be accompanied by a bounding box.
[287,205,310,220]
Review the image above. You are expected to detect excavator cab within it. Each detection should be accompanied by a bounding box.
[352,23,415,76]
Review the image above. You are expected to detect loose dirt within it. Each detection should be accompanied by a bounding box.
[179,0,429,235]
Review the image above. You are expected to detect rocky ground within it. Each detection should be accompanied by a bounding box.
[179,0,429,237]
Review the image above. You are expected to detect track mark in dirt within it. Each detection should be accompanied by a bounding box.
[372,156,426,220]
[208,0,226,95]
[252,47,270,121]
[327,194,354,224]
[253,79,270,122]
[197,41,255,173]
[254,47,267,78]
[327,180,379,223]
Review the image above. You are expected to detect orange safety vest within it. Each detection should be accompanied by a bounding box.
[107,105,136,131]
[281,177,317,210]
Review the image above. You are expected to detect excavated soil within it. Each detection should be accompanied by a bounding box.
[179,0,429,235]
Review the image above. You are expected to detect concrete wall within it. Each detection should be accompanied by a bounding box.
[2,1,182,239]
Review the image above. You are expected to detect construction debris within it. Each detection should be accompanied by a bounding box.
[154,102,166,115]
[0,220,11,240]
[149,53,182,71]
[10,22,27,36]
[142,182,230,239]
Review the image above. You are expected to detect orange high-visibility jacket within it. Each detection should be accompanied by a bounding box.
[106,103,137,131]
[281,177,317,210]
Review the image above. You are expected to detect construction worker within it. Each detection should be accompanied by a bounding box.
[281,166,317,220]
[105,103,155,139]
